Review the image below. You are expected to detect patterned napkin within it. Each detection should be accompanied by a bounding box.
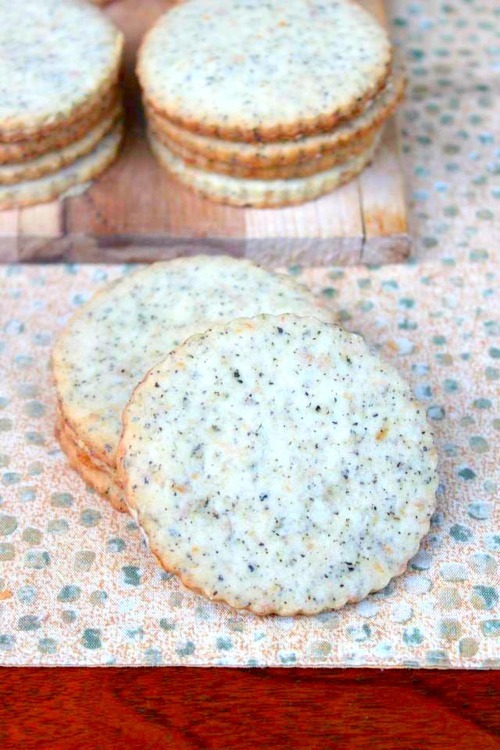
[0,260,497,667]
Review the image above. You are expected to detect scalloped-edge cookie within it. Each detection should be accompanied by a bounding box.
[0,0,123,140]
[0,101,122,184]
[0,123,123,209]
[118,314,438,616]
[138,0,391,142]
[56,412,126,513]
[149,132,380,207]
[0,87,119,165]
[148,70,405,169]
[153,126,379,181]
[53,257,337,472]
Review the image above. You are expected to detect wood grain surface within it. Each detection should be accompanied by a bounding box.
[0,0,410,266]
[0,668,498,749]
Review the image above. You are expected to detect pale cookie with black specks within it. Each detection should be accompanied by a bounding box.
[0,0,123,140]
[56,413,127,513]
[118,314,438,617]
[0,123,123,209]
[138,0,392,142]
[0,87,119,165]
[149,132,380,208]
[148,70,405,168]
[153,126,379,181]
[53,256,337,474]
[0,102,122,184]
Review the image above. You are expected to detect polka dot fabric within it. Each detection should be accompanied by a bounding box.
[0,258,497,666]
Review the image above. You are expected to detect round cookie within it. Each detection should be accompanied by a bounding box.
[0,123,123,209]
[148,71,405,168]
[56,413,126,513]
[138,0,391,142]
[118,314,438,616]
[154,127,379,181]
[0,87,119,165]
[53,257,336,472]
[148,132,380,207]
[0,102,122,184]
[0,0,123,140]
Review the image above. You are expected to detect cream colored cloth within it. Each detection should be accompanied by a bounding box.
[0,259,497,667]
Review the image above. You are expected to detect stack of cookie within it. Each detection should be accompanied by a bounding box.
[138,0,404,208]
[53,256,438,616]
[0,0,124,210]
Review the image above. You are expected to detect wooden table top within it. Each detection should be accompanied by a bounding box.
[1,668,498,748]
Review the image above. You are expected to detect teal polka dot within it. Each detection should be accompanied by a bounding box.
[480,620,500,637]
[216,637,233,651]
[427,405,445,420]
[24,550,50,569]
[449,524,473,542]
[0,634,15,651]
[38,638,57,655]
[18,615,40,632]
[176,641,195,657]
[121,566,141,587]
[471,586,498,611]
[347,624,371,643]
[458,467,476,480]
[82,629,102,650]
[159,619,176,632]
[57,585,81,603]
[467,502,492,521]
[403,627,425,646]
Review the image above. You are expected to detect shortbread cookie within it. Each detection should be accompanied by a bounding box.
[148,71,405,168]
[0,87,119,165]
[149,133,380,207]
[0,0,123,139]
[118,314,438,616]
[154,127,378,180]
[53,257,336,472]
[0,102,121,184]
[0,123,123,209]
[56,413,126,513]
[138,0,391,142]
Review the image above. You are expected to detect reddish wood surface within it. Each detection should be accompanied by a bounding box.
[0,668,498,749]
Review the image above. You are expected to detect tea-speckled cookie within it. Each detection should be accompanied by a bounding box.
[0,87,119,165]
[0,123,123,209]
[56,413,126,513]
[0,0,123,140]
[0,102,122,184]
[149,133,380,207]
[153,127,379,181]
[53,257,336,473]
[148,71,405,168]
[138,0,391,142]
[118,314,438,616]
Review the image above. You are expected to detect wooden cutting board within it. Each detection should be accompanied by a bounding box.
[0,0,410,266]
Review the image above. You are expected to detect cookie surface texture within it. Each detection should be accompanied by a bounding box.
[0,0,123,138]
[138,0,391,141]
[119,314,438,616]
[53,257,335,470]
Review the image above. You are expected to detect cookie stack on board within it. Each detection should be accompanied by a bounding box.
[138,0,405,208]
[53,256,438,616]
[0,0,124,210]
